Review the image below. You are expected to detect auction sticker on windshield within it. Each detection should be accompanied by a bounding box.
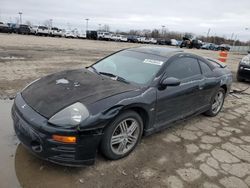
[143,59,164,66]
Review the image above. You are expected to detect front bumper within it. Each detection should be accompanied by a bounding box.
[237,64,250,80]
[12,93,103,166]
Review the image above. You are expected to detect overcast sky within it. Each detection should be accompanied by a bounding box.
[1,0,250,41]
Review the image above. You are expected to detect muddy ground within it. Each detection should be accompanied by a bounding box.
[0,33,250,188]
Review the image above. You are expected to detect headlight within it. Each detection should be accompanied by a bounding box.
[241,56,250,65]
[48,102,89,127]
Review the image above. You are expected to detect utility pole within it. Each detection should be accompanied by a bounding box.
[18,12,22,24]
[207,28,211,42]
[230,33,234,46]
[49,19,53,29]
[233,34,238,47]
[213,33,216,44]
[98,24,101,31]
[85,18,89,32]
[161,25,165,38]
[245,28,250,51]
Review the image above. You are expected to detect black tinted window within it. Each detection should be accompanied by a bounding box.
[166,57,201,80]
[199,60,212,74]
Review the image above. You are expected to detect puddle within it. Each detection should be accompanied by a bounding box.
[0,100,81,188]
[0,100,20,187]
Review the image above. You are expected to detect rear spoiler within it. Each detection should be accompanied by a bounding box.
[206,57,227,68]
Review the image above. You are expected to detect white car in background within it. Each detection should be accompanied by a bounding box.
[35,26,49,36]
[120,35,128,42]
[49,27,63,37]
[30,26,38,35]
[149,38,157,44]
[64,30,77,38]
[171,39,179,46]
[110,34,121,41]
[77,32,87,39]
[138,37,151,43]
[98,32,111,40]
[110,34,127,41]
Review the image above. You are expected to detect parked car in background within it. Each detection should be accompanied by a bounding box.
[0,22,11,33]
[137,37,146,43]
[77,32,87,39]
[110,34,121,41]
[177,40,182,46]
[110,34,128,42]
[14,24,31,35]
[201,43,213,50]
[64,30,76,38]
[180,37,202,49]
[86,30,98,40]
[98,32,111,40]
[12,46,232,166]
[237,53,250,82]
[127,35,139,43]
[49,27,63,37]
[170,39,179,46]
[29,26,38,35]
[202,43,219,51]
[35,26,49,36]
[120,35,128,42]
[217,44,231,51]
[6,23,16,33]
[157,38,171,45]
[138,37,157,44]
[148,38,157,44]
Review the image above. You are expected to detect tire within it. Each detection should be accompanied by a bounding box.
[204,88,225,117]
[100,110,143,160]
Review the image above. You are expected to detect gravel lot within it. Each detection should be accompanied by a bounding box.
[0,33,250,188]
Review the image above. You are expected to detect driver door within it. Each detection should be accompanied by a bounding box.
[155,55,203,128]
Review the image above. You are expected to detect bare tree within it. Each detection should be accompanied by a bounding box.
[151,29,160,38]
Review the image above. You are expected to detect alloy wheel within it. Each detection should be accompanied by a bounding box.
[110,118,140,155]
[212,91,224,114]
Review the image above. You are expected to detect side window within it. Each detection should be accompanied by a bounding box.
[199,60,212,74]
[166,57,201,80]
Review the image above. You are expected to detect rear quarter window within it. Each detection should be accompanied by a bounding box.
[199,60,212,74]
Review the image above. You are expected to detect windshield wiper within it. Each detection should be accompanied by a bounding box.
[99,72,130,84]
[88,66,100,75]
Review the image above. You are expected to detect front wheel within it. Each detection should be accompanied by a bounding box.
[205,88,225,117]
[100,111,143,160]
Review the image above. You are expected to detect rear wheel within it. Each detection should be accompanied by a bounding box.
[205,88,225,117]
[100,111,143,160]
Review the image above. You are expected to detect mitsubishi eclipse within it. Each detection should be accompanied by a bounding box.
[12,47,232,166]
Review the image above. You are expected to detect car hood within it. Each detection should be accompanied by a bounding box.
[22,68,138,119]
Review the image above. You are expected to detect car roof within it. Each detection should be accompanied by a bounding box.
[127,46,183,58]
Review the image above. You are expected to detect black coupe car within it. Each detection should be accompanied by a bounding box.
[12,47,232,166]
[237,54,250,82]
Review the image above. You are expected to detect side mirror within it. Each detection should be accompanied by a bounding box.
[160,77,181,89]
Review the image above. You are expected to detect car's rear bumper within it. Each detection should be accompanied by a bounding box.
[12,93,103,166]
[237,64,250,80]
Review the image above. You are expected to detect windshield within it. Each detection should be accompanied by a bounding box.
[92,50,166,85]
